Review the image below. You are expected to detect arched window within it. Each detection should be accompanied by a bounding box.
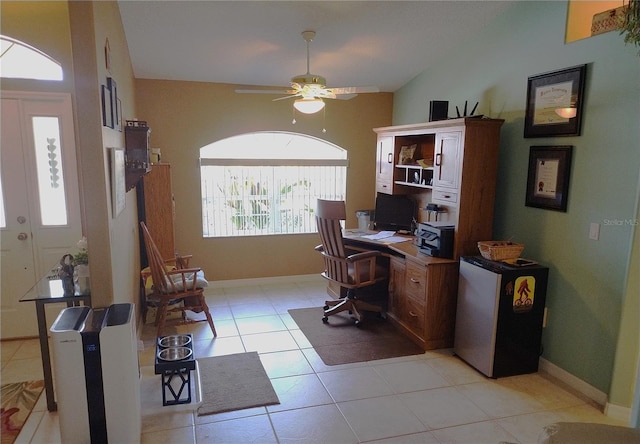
[0,35,63,81]
[200,132,348,237]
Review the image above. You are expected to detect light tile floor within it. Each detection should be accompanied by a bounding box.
[2,275,628,443]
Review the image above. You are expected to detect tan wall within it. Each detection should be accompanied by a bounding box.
[67,2,141,308]
[0,1,73,93]
[135,79,393,280]
[89,2,141,307]
[2,1,141,309]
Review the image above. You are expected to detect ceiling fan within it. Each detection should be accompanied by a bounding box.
[235,31,379,114]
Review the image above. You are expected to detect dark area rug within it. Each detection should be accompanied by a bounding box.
[288,307,424,366]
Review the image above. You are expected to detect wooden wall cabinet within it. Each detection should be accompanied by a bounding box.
[137,163,175,265]
[373,117,504,259]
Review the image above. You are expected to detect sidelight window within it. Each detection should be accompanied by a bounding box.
[32,117,68,225]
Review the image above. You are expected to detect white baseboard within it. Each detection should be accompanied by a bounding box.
[206,273,321,289]
[605,401,633,424]
[539,357,608,406]
[539,358,632,423]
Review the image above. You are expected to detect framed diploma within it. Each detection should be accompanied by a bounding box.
[525,146,573,212]
[524,65,586,138]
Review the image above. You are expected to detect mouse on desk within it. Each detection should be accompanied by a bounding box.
[396,230,411,235]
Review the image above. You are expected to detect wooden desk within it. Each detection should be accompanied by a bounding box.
[19,270,91,412]
[340,230,459,350]
[343,229,455,265]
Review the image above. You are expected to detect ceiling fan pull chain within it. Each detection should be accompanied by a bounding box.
[322,106,326,133]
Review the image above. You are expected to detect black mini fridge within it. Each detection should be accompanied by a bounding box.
[454,256,549,378]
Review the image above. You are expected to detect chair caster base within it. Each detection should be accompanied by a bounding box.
[354,319,361,328]
[322,316,329,323]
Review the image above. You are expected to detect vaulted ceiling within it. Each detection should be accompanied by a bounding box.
[117,1,516,93]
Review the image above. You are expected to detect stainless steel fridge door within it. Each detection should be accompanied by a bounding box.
[454,259,502,377]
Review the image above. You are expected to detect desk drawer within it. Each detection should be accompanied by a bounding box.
[376,179,393,195]
[405,261,427,300]
[403,297,425,336]
[433,188,458,204]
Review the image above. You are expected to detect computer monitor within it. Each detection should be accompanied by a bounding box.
[374,193,415,232]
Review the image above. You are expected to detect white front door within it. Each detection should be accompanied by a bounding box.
[1,92,83,338]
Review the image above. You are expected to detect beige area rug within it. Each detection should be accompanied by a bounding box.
[288,307,424,366]
[197,352,279,416]
[1,380,44,444]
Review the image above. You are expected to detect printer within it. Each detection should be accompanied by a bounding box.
[416,221,455,258]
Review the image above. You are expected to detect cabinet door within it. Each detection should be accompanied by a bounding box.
[388,257,406,317]
[433,131,461,189]
[142,164,175,259]
[376,136,394,194]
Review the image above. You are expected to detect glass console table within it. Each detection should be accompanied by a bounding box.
[19,268,91,412]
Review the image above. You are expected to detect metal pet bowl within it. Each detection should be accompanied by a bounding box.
[157,346,193,362]
[158,334,192,348]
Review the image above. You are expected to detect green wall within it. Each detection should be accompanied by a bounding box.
[393,1,639,399]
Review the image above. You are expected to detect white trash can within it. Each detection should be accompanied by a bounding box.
[356,210,375,231]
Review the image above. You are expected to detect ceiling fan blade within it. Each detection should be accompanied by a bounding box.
[335,94,358,100]
[235,88,293,95]
[328,86,380,95]
[272,94,301,101]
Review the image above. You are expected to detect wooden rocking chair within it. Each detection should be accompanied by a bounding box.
[140,221,216,337]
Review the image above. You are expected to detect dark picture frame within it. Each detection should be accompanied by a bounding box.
[524,64,586,138]
[101,84,113,128]
[525,146,573,212]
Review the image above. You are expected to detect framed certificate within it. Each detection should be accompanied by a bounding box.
[525,146,573,212]
[524,65,586,138]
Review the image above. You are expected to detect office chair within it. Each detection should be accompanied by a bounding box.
[140,221,217,337]
[315,199,388,327]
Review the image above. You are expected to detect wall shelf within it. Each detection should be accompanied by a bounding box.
[124,120,151,191]
[395,164,433,188]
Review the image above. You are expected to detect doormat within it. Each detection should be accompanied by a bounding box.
[288,307,424,366]
[197,352,279,416]
[1,380,44,444]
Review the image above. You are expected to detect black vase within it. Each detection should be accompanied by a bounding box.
[62,276,74,295]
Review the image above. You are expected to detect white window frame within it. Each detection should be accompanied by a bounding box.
[200,132,348,238]
[0,35,63,81]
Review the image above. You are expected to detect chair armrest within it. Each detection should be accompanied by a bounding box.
[175,254,193,269]
[346,250,380,263]
[165,267,202,275]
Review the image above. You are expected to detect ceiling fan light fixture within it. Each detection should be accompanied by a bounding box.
[294,98,325,114]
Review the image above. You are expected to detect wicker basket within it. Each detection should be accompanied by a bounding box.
[477,241,524,261]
